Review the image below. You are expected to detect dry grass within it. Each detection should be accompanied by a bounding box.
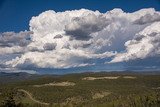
[33,81,75,87]
[92,91,111,99]
[123,76,136,79]
[82,76,119,80]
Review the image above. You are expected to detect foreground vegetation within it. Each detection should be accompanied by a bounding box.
[0,72,160,107]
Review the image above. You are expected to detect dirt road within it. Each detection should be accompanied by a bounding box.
[18,89,49,106]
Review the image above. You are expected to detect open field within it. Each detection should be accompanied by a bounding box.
[0,72,160,107]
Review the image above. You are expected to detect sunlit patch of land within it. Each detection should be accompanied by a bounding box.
[33,81,75,87]
[92,91,111,99]
[82,76,119,80]
[122,76,136,79]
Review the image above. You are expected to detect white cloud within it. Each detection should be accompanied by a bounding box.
[110,22,160,63]
[133,9,160,24]
[64,12,109,40]
[0,31,32,55]
[0,31,32,47]
[2,8,160,69]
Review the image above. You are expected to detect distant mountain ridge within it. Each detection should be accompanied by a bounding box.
[0,71,160,84]
[0,72,39,84]
[0,72,31,76]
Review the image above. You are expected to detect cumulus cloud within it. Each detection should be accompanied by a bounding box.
[64,13,109,40]
[110,22,160,63]
[133,9,160,25]
[43,43,57,50]
[1,8,160,70]
[6,49,116,68]
[0,31,32,55]
[0,31,32,47]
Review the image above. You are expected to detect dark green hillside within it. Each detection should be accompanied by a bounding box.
[0,72,160,107]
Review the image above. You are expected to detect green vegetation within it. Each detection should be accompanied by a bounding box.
[0,72,160,107]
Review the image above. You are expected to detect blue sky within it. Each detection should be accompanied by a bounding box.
[0,0,160,32]
[0,0,160,74]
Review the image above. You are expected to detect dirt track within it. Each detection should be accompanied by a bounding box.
[18,89,49,106]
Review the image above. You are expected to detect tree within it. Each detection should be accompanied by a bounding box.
[2,91,16,107]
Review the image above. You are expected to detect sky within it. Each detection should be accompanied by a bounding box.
[0,0,160,32]
[0,0,160,74]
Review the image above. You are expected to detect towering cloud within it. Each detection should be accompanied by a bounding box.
[1,8,160,70]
